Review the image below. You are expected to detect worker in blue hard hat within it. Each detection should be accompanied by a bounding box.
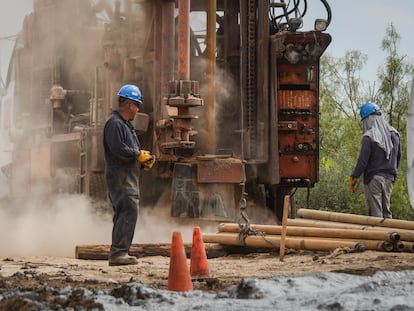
[103,84,155,266]
[349,102,401,218]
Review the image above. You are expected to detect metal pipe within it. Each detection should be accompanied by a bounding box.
[205,0,217,153]
[287,218,414,242]
[400,241,414,253]
[393,241,405,252]
[178,0,190,81]
[218,223,401,243]
[162,0,175,95]
[288,218,367,229]
[297,209,414,231]
[203,232,365,252]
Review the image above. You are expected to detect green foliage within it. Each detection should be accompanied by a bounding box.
[376,24,414,131]
[295,24,414,220]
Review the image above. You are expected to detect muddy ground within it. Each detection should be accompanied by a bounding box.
[1,249,413,310]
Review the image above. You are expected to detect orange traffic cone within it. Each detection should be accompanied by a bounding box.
[190,226,210,279]
[167,231,193,292]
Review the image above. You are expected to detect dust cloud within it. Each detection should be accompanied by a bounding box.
[0,131,214,258]
[0,120,113,257]
[0,183,209,257]
[0,126,214,258]
[0,194,110,257]
[0,132,190,257]
[193,58,241,155]
[212,67,241,154]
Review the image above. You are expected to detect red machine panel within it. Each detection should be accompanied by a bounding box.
[274,35,324,186]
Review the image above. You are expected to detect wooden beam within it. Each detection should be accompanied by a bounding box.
[75,242,272,260]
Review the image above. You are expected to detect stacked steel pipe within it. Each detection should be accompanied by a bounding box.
[203,209,414,253]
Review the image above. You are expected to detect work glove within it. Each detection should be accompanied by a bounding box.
[348,177,358,193]
[137,150,155,169]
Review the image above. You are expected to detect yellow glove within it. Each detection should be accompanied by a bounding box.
[137,150,155,169]
[143,156,155,169]
[348,177,358,192]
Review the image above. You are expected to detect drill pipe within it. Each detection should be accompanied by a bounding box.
[400,241,414,253]
[202,232,368,252]
[178,0,190,80]
[218,223,400,243]
[297,209,414,231]
[287,218,414,242]
[204,232,395,252]
[393,241,405,252]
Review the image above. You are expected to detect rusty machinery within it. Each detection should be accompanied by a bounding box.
[4,0,331,222]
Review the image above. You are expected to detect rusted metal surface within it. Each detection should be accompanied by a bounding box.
[164,80,203,149]
[256,0,270,162]
[197,157,244,184]
[272,31,331,186]
[161,0,175,96]
[277,90,316,110]
[205,0,217,153]
[162,0,203,151]
[178,0,190,81]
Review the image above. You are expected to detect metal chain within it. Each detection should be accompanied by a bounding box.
[237,182,276,247]
[237,181,250,243]
[237,183,249,224]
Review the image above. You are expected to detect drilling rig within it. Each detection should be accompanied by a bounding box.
[0,0,331,223]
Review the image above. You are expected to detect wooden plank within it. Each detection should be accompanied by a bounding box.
[75,243,263,260]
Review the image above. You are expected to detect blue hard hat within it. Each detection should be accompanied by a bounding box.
[118,84,143,105]
[360,102,380,121]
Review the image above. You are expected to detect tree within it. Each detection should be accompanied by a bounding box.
[376,24,414,131]
[320,51,368,122]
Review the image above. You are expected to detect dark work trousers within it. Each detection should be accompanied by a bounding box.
[105,165,140,258]
[364,175,393,218]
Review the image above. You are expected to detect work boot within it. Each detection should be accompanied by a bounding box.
[108,254,138,266]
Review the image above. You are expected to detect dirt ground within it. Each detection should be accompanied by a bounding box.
[1,247,414,310]
[1,248,413,293]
